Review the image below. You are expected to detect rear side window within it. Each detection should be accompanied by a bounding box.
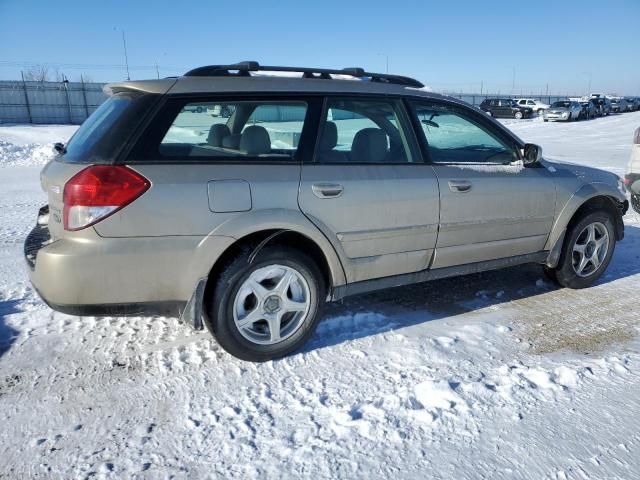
[134,99,308,161]
[409,100,518,164]
[63,92,157,164]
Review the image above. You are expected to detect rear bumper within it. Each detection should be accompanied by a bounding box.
[544,114,571,121]
[25,207,235,317]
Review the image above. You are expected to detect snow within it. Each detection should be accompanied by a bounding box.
[0,124,77,167]
[1,113,640,478]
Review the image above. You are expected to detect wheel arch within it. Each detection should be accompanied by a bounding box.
[545,185,628,266]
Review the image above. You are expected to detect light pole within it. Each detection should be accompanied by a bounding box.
[114,27,131,80]
[122,30,130,80]
[377,53,389,73]
[582,72,592,95]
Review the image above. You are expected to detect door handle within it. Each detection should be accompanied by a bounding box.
[311,183,344,199]
[448,180,472,193]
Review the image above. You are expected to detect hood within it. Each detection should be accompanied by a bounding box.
[542,158,621,185]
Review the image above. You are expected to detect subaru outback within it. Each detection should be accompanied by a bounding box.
[25,62,629,361]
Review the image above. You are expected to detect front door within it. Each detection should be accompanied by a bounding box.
[407,99,556,269]
[298,96,440,283]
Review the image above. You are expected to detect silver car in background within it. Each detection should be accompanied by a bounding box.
[543,100,583,121]
[25,62,629,361]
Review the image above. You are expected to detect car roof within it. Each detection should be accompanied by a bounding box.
[105,75,448,100]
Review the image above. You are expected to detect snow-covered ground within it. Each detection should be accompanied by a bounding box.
[1,114,640,479]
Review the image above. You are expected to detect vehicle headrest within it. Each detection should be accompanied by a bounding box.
[351,128,387,163]
[239,126,271,155]
[319,121,338,152]
[207,123,231,147]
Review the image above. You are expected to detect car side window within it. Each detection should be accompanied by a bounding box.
[409,100,519,164]
[315,97,415,163]
[134,99,308,161]
[527,100,535,105]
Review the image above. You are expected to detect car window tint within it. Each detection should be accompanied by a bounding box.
[158,101,307,160]
[315,98,414,163]
[410,101,518,164]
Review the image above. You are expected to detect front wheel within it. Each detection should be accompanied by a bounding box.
[550,211,616,289]
[206,246,325,362]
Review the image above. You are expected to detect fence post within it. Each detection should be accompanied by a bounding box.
[63,76,72,124]
[20,71,33,124]
[80,74,89,120]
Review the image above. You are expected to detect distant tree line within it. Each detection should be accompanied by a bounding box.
[21,65,93,83]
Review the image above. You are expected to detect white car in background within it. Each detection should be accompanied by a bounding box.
[626,126,640,213]
[514,98,550,115]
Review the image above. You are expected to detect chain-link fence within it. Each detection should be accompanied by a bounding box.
[0,79,586,125]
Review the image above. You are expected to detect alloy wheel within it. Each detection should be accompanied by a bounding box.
[232,264,311,345]
[571,222,609,277]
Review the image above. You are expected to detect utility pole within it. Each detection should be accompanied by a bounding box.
[480,80,483,95]
[122,30,130,80]
[155,61,160,79]
[511,67,516,93]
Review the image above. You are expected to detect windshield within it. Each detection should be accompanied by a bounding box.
[551,101,570,108]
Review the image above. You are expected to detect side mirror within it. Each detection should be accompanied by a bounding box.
[53,142,65,155]
[523,143,542,165]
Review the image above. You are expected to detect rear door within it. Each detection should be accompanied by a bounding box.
[298,96,440,283]
[107,95,315,238]
[407,99,556,268]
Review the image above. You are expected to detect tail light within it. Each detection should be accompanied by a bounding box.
[63,165,150,231]
[634,127,640,145]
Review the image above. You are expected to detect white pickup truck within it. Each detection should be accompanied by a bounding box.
[514,98,550,115]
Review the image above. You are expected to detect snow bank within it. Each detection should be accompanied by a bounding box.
[0,141,56,167]
[0,125,77,167]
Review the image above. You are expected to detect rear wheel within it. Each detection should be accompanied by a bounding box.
[514,111,523,120]
[206,246,325,362]
[550,211,616,289]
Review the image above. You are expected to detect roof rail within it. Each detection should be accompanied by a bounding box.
[183,61,424,88]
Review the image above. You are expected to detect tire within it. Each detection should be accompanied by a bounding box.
[206,245,325,362]
[632,194,640,214]
[544,119,548,122]
[550,210,617,289]
[568,113,572,121]
[514,111,523,120]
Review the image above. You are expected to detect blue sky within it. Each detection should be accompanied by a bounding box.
[1,0,638,94]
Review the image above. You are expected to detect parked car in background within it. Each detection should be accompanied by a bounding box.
[624,97,638,112]
[626,127,640,214]
[591,96,612,116]
[543,100,583,122]
[610,98,627,113]
[24,61,628,361]
[580,101,597,119]
[479,98,534,119]
[514,98,549,115]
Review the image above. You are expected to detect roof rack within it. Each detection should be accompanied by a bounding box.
[183,61,424,88]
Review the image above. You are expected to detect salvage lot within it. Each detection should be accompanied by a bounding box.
[1,113,640,479]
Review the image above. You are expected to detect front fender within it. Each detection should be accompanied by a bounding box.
[545,182,627,253]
